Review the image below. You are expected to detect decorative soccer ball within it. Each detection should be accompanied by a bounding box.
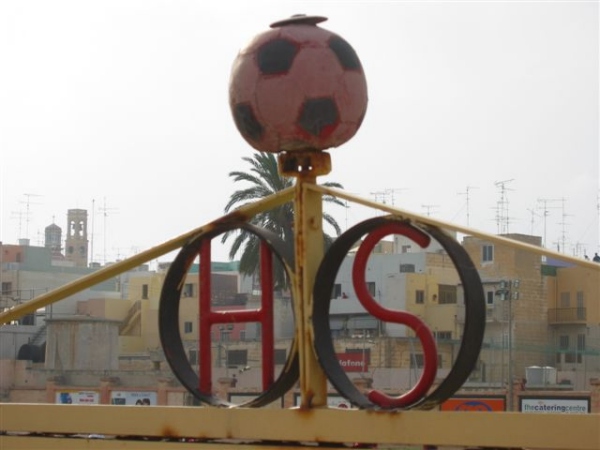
[229,15,368,153]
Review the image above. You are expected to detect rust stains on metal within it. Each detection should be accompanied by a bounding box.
[161,425,180,438]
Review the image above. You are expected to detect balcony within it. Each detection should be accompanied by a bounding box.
[548,307,586,325]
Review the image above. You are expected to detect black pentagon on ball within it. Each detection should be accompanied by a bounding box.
[233,103,263,142]
[257,38,299,74]
[329,36,362,70]
[298,97,339,136]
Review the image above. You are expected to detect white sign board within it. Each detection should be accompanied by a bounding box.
[110,391,157,406]
[520,397,589,414]
[55,390,99,405]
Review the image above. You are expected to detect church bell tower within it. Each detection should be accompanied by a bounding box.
[65,209,88,268]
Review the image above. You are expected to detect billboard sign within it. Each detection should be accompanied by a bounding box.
[336,352,369,373]
[110,391,157,406]
[55,390,99,405]
[520,396,590,414]
[441,396,506,412]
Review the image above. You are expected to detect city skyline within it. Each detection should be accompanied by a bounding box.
[3,183,598,266]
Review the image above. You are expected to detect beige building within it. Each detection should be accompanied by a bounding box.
[547,263,600,386]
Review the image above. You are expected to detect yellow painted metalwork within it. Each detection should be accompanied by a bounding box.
[294,171,328,408]
[1,404,599,449]
[310,184,600,272]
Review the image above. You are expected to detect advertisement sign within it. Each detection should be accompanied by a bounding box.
[520,396,590,414]
[55,390,99,405]
[441,396,506,412]
[110,391,157,406]
[337,352,369,373]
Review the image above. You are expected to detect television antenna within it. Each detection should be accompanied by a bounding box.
[494,179,514,235]
[15,193,42,240]
[537,197,562,248]
[526,207,542,236]
[369,188,407,206]
[98,198,119,265]
[457,185,478,226]
[555,197,572,254]
[421,204,439,217]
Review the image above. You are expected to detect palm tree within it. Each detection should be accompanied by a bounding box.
[222,152,345,290]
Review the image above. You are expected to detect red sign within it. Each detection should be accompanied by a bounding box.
[337,352,369,372]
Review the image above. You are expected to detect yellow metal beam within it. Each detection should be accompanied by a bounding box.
[293,174,328,408]
[310,184,600,271]
[1,404,598,449]
[0,436,305,450]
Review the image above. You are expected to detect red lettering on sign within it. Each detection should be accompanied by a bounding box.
[337,352,369,372]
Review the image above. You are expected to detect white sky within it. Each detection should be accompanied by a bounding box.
[1,1,598,266]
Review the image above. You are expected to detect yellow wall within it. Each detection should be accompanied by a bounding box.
[556,266,600,322]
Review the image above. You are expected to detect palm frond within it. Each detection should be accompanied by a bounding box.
[222,153,346,291]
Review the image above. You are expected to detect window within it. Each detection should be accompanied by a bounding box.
[142,284,149,299]
[184,321,193,334]
[560,292,570,308]
[415,290,424,304]
[482,244,493,262]
[576,292,585,320]
[438,285,457,304]
[189,349,198,365]
[332,283,342,299]
[434,331,452,340]
[227,349,248,366]
[1,282,12,295]
[577,334,586,351]
[183,283,194,297]
[577,334,586,364]
[400,264,415,273]
[366,282,376,297]
[486,291,494,305]
[559,335,569,350]
[274,348,287,365]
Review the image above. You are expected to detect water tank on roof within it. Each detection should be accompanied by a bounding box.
[526,366,557,386]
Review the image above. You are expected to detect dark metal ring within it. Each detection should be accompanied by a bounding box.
[312,216,485,410]
[159,221,298,407]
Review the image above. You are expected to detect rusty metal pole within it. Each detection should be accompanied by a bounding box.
[279,150,331,408]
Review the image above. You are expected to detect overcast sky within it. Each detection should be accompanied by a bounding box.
[1,1,598,266]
